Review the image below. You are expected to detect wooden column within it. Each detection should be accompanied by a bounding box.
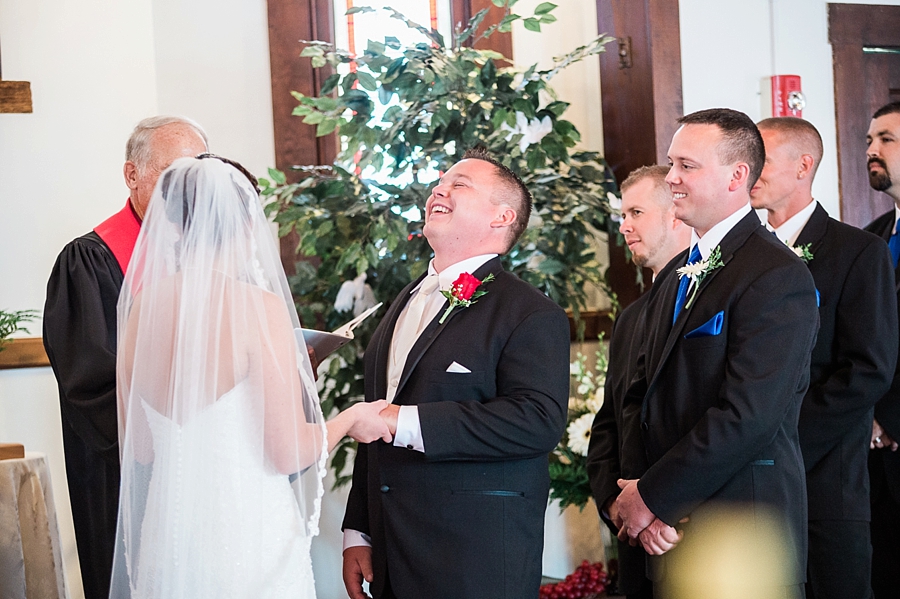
[595,0,683,308]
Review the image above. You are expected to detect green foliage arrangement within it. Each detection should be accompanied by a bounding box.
[0,309,38,352]
[549,340,608,510]
[261,1,620,487]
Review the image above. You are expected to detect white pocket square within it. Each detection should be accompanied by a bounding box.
[446,361,471,373]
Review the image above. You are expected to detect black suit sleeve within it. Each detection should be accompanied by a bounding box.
[43,237,122,462]
[418,307,570,461]
[800,240,898,461]
[639,262,818,525]
[587,317,623,516]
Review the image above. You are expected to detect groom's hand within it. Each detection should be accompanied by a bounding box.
[379,404,399,436]
[343,546,374,599]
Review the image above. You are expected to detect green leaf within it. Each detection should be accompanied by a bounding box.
[356,71,378,91]
[311,56,327,68]
[320,73,340,95]
[300,46,324,58]
[268,168,286,185]
[534,2,557,15]
[540,13,557,24]
[491,0,505,6]
[523,18,541,32]
[302,112,325,125]
[346,6,375,15]
[317,118,339,136]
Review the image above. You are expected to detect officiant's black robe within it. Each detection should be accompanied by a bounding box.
[44,230,123,599]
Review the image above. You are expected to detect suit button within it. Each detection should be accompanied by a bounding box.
[389,377,399,388]
[380,485,390,493]
[641,422,649,431]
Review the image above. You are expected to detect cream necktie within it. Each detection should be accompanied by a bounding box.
[387,274,441,402]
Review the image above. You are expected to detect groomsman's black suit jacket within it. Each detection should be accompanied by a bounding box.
[863,210,900,506]
[342,257,571,599]
[586,292,652,596]
[795,203,897,522]
[628,211,819,585]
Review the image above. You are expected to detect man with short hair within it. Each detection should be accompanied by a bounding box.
[751,116,896,599]
[587,164,691,599]
[616,109,819,598]
[341,148,571,599]
[861,101,900,598]
[43,116,208,599]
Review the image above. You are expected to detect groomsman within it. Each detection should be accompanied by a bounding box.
[615,109,819,598]
[751,116,897,599]
[587,165,690,599]
[861,101,900,599]
[341,148,570,599]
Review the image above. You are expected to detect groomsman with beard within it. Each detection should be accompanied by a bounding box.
[860,101,900,599]
[587,164,691,599]
[750,116,897,599]
[615,109,819,598]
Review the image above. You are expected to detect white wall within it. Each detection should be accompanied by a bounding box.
[679,0,900,220]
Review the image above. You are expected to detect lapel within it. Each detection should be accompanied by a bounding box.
[793,202,828,261]
[868,210,900,284]
[645,211,761,397]
[393,257,504,403]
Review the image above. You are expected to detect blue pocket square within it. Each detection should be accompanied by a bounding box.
[685,311,724,339]
[815,289,820,307]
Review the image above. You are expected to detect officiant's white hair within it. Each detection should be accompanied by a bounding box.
[125,115,209,169]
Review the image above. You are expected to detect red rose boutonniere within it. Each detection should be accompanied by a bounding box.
[438,272,495,324]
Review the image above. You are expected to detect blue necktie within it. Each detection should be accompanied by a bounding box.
[673,245,702,324]
[889,218,900,268]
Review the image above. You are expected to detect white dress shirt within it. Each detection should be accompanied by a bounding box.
[689,202,753,259]
[767,198,817,246]
[343,253,497,551]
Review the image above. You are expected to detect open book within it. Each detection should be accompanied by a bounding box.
[295,302,383,360]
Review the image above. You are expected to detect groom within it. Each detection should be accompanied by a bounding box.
[342,148,571,599]
[616,109,819,597]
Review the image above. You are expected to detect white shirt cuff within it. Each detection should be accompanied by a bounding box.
[393,405,425,452]
[343,529,372,551]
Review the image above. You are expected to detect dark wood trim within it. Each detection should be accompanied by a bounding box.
[569,311,614,342]
[828,3,900,227]
[829,3,900,46]
[0,338,49,370]
[595,0,682,308]
[0,80,32,113]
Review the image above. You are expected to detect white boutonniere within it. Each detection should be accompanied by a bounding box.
[676,246,724,309]
[789,242,814,263]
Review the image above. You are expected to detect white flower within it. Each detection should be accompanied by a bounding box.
[567,413,595,457]
[791,245,804,258]
[585,386,604,414]
[576,383,591,396]
[607,191,623,223]
[501,111,553,153]
[676,260,707,280]
[569,361,580,376]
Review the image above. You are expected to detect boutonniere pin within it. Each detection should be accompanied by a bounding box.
[789,242,814,263]
[439,272,495,324]
[676,246,724,310]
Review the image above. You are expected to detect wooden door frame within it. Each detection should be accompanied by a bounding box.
[829,3,900,227]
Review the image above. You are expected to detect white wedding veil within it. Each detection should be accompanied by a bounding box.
[110,156,326,597]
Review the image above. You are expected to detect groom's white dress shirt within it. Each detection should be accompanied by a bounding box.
[343,253,496,551]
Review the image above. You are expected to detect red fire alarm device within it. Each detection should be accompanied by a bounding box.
[761,75,805,118]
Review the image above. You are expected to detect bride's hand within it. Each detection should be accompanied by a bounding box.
[345,400,393,444]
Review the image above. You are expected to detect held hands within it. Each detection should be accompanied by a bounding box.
[345,400,393,444]
[871,419,899,451]
[615,478,685,555]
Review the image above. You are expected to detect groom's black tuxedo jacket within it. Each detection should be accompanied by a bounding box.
[342,257,570,599]
[795,203,897,521]
[628,211,819,584]
[863,210,900,505]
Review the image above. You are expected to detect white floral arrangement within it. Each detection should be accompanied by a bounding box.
[549,339,608,509]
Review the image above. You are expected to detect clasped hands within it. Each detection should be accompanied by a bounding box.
[344,401,401,445]
[611,479,685,556]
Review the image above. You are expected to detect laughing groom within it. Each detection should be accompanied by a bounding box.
[341,148,570,599]
[616,109,819,598]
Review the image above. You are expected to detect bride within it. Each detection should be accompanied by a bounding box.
[109,155,390,598]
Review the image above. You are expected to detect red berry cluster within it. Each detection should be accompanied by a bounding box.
[539,560,608,599]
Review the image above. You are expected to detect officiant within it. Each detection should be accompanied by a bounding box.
[42,115,207,599]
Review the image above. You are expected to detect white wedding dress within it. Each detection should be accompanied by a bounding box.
[133,380,316,599]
